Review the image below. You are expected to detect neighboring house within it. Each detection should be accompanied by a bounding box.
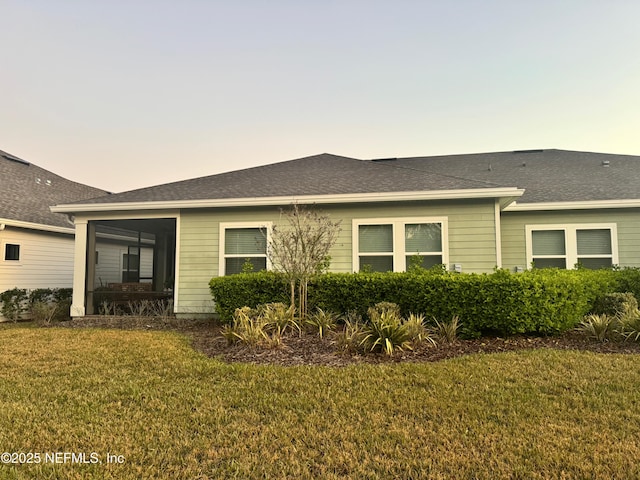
[0,149,153,309]
[51,149,640,318]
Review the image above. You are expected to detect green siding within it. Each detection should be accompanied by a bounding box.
[501,209,640,271]
[176,200,499,314]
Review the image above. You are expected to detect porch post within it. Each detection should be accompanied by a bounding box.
[86,222,97,314]
[71,220,88,317]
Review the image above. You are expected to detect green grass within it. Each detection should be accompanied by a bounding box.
[1,325,640,479]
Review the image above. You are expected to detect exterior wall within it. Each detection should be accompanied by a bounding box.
[176,199,499,315]
[95,244,153,286]
[0,226,75,291]
[501,208,640,271]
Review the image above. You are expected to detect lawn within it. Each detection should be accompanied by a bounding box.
[0,325,639,479]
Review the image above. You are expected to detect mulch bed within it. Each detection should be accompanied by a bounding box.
[55,316,640,367]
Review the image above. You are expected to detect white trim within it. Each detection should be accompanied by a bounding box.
[494,200,502,268]
[51,188,525,213]
[173,214,181,314]
[0,217,74,234]
[1,241,22,264]
[73,210,180,222]
[525,223,619,269]
[70,220,88,317]
[218,222,273,276]
[352,216,449,272]
[506,199,640,212]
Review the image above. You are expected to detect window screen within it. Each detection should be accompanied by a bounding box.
[4,244,19,261]
[224,227,267,275]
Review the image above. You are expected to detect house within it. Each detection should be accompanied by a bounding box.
[0,149,154,309]
[51,149,640,318]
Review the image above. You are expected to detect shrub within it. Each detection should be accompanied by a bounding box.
[220,304,301,348]
[577,314,619,342]
[336,314,366,353]
[258,303,300,336]
[0,288,28,321]
[618,307,640,342]
[404,313,436,347]
[209,272,290,321]
[30,301,58,325]
[210,269,617,337]
[432,315,461,344]
[592,292,638,316]
[305,308,339,338]
[221,307,270,346]
[360,303,414,356]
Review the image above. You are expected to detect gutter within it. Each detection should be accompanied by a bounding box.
[0,218,74,234]
[504,199,640,212]
[51,187,525,213]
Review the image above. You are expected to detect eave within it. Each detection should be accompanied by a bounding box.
[504,199,640,212]
[51,188,525,214]
[0,218,74,235]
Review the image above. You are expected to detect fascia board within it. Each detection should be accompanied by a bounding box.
[0,218,74,235]
[505,199,640,212]
[51,188,525,213]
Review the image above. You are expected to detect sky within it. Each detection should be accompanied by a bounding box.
[2,1,640,193]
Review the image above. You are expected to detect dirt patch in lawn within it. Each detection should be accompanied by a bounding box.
[54,316,640,367]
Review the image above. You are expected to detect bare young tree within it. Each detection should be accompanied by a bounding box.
[267,203,341,318]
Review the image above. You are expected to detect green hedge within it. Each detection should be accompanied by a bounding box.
[209,269,617,337]
[209,272,290,320]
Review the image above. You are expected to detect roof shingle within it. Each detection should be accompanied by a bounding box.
[0,150,108,228]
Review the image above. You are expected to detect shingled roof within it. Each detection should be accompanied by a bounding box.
[383,149,640,204]
[0,150,108,229]
[69,153,502,205]
[53,149,640,211]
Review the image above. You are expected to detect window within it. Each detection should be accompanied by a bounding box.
[219,223,271,275]
[4,244,20,261]
[122,251,140,282]
[354,217,448,272]
[526,224,617,270]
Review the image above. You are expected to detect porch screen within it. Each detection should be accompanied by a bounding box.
[224,227,267,274]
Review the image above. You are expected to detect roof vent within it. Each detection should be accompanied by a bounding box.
[371,158,397,162]
[46,179,52,186]
[602,160,610,167]
[513,149,544,154]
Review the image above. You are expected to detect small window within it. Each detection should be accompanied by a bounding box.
[4,244,20,261]
[220,224,270,275]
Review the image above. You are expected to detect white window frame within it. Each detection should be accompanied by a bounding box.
[525,223,618,269]
[219,222,272,276]
[352,217,449,272]
[2,242,21,263]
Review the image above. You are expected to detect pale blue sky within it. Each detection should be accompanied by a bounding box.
[2,0,640,192]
